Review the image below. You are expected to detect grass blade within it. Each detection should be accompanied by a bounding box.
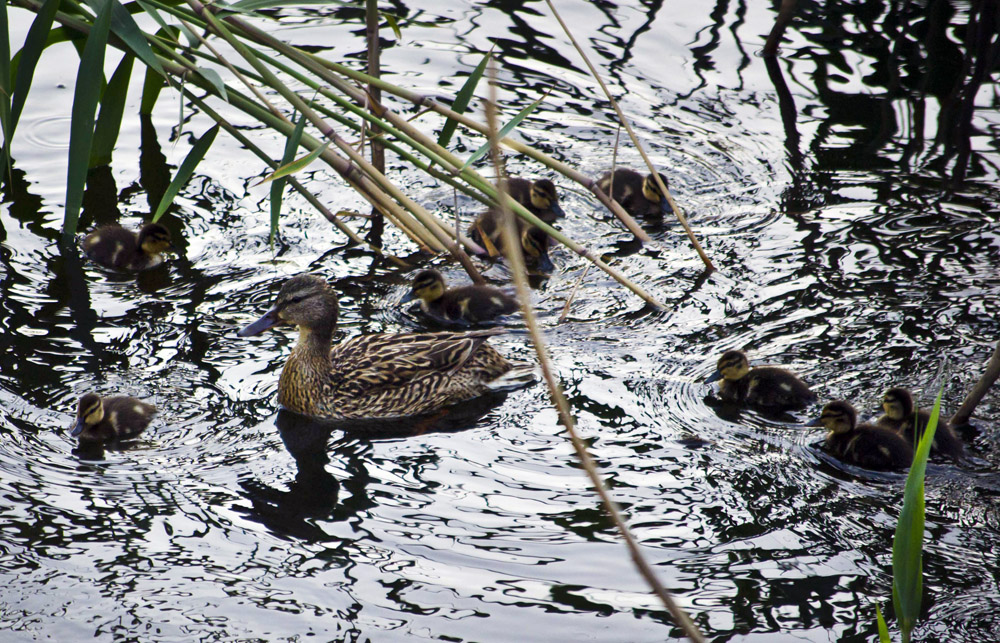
[90,53,133,167]
[151,124,219,222]
[892,389,941,643]
[437,49,490,149]
[83,0,165,77]
[381,12,401,40]
[219,0,349,17]
[269,111,307,247]
[876,604,891,643]
[196,66,228,101]
[63,0,113,240]
[134,0,197,46]
[461,97,541,171]
[259,141,329,184]
[9,0,62,149]
[139,25,179,115]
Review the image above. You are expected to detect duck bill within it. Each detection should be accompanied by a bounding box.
[660,197,672,216]
[705,370,722,384]
[535,250,555,273]
[550,202,566,219]
[804,417,823,427]
[400,290,416,304]
[70,418,85,437]
[238,308,282,337]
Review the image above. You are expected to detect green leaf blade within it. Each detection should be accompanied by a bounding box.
[460,96,541,171]
[260,141,328,184]
[269,112,307,247]
[876,604,891,643]
[83,0,164,78]
[63,0,113,240]
[9,0,62,146]
[90,54,133,167]
[152,124,219,222]
[438,49,490,149]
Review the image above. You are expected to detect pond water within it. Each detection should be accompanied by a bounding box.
[2,0,1000,641]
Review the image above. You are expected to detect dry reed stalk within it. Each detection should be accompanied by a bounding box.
[557,263,590,323]
[542,0,714,272]
[485,60,706,643]
[952,340,1000,426]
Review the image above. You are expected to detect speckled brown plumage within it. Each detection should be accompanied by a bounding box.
[812,400,912,470]
[506,177,565,224]
[596,168,670,218]
[240,274,528,420]
[707,349,815,410]
[403,269,518,324]
[876,387,964,460]
[82,223,172,271]
[72,393,156,441]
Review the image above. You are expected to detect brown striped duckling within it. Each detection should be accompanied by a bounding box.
[238,274,533,420]
[597,168,671,218]
[468,209,555,271]
[401,269,518,324]
[706,349,815,410]
[506,177,565,223]
[83,222,172,271]
[809,400,912,470]
[876,387,964,460]
[72,393,156,442]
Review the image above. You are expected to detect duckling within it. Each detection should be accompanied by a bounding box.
[238,274,534,420]
[468,209,555,271]
[876,387,964,460]
[82,222,172,271]
[706,349,815,409]
[401,269,518,324]
[597,168,671,218]
[71,393,156,442]
[809,400,912,470]
[506,177,565,223]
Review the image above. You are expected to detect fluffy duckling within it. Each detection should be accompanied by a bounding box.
[809,400,912,470]
[401,269,518,324]
[876,387,964,460]
[597,168,671,218]
[72,393,156,442]
[83,222,172,271]
[468,209,555,271]
[238,274,533,420]
[506,177,565,223]
[706,349,815,409]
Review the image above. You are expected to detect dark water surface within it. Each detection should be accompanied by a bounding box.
[2,1,1000,641]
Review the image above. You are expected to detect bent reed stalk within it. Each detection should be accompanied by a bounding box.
[485,61,706,643]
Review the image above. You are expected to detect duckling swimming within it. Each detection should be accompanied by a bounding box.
[238,274,534,420]
[876,387,964,460]
[596,168,671,218]
[83,222,172,271]
[506,177,565,223]
[706,349,815,410]
[810,400,912,470]
[72,393,156,442]
[468,209,555,271]
[401,269,518,324]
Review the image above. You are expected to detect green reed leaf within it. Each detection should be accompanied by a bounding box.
[90,54,133,167]
[12,26,82,82]
[0,1,11,172]
[876,603,890,643]
[382,12,401,40]
[152,124,219,222]
[269,111,307,247]
[461,97,541,171]
[83,0,164,77]
[63,0,113,240]
[438,49,490,149]
[139,25,179,115]
[196,66,228,101]
[892,389,941,643]
[218,0,349,18]
[9,0,62,152]
[259,141,328,185]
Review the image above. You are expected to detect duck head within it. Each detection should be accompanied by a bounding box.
[706,349,750,384]
[239,274,339,337]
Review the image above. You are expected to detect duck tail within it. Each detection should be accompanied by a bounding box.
[487,362,538,392]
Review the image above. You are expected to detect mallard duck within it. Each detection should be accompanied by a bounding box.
[809,400,912,469]
[401,269,518,324]
[876,387,964,460]
[238,274,534,420]
[468,209,555,271]
[706,349,815,409]
[597,168,671,218]
[72,393,156,441]
[506,177,565,223]
[82,222,172,270]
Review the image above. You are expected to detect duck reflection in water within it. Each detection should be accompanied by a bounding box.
[238,393,509,540]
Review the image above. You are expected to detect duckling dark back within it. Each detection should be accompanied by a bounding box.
[597,168,670,218]
[404,269,518,324]
[73,393,156,442]
[813,400,912,470]
[507,177,565,223]
[468,210,554,271]
[83,222,171,270]
[707,349,813,409]
[876,387,964,460]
